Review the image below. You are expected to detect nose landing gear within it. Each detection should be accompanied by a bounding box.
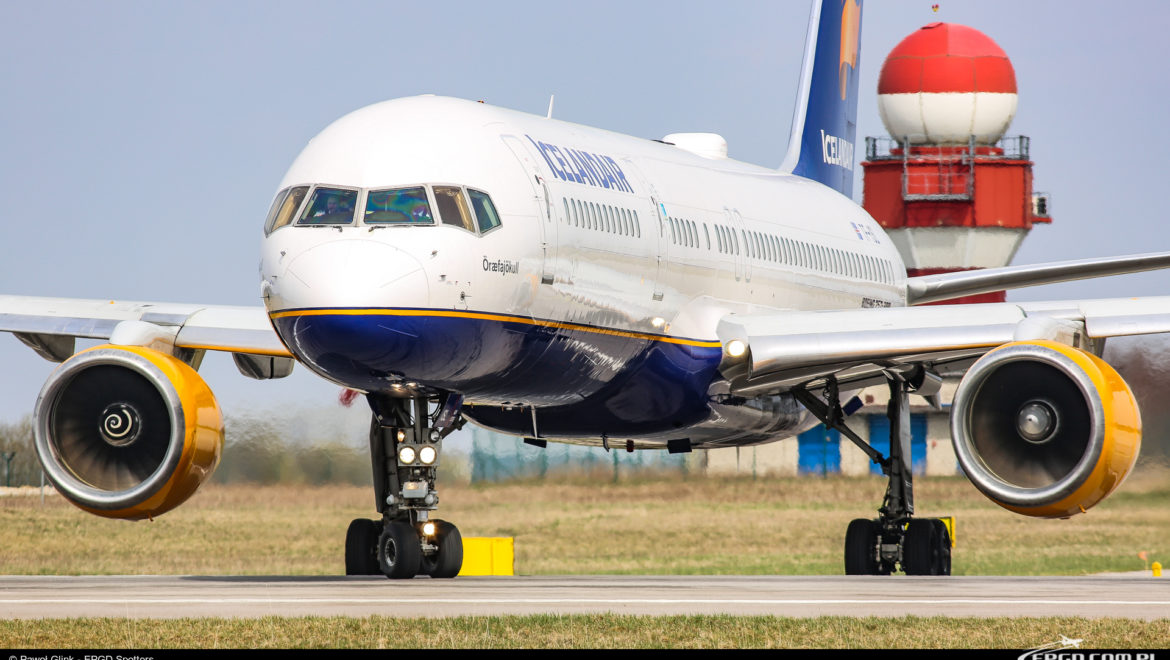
[345,392,466,579]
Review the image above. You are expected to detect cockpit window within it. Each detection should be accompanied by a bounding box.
[297,187,358,225]
[433,186,476,232]
[365,187,433,224]
[267,185,309,233]
[468,189,502,233]
[263,188,290,233]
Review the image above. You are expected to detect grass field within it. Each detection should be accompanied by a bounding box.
[3,470,1167,649]
[2,469,1168,576]
[4,615,1170,649]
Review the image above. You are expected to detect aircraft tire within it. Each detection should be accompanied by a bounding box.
[931,519,952,576]
[378,520,422,579]
[344,518,381,575]
[844,518,879,575]
[902,519,941,575]
[420,520,463,579]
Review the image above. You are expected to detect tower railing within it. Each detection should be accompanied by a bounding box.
[863,135,1032,202]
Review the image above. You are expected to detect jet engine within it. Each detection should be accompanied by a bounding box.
[950,340,1140,518]
[33,345,224,520]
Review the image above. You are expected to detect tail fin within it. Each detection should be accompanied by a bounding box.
[779,0,863,198]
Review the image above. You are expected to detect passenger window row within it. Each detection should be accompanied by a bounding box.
[264,183,502,235]
[665,216,709,250]
[562,197,642,238]
[710,222,895,285]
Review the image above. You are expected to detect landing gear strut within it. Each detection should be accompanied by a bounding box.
[796,376,952,576]
[345,392,465,579]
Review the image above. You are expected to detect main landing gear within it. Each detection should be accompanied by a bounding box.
[794,374,952,576]
[345,393,466,579]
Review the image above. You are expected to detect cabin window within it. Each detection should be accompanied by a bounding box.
[703,223,710,250]
[364,186,433,225]
[433,186,476,232]
[265,185,309,234]
[468,189,502,233]
[297,187,358,225]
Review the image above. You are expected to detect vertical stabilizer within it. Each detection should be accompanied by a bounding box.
[779,0,863,198]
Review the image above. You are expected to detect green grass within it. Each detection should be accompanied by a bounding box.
[3,615,1168,648]
[3,471,1168,576]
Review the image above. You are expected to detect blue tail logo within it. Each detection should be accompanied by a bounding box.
[781,0,863,198]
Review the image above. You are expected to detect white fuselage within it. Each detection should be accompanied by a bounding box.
[259,95,906,447]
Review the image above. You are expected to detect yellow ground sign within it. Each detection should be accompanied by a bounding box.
[459,537,514,576]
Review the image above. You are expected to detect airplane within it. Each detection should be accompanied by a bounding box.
[3,0,1169,578]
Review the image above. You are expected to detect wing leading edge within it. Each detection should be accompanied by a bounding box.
[716,296,1170,397]
[0,295,291,366]
[906,251,1170,305]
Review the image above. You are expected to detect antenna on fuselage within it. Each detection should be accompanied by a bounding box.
[546,94,555,119]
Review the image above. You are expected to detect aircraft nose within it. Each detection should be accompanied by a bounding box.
[271,238,429,311]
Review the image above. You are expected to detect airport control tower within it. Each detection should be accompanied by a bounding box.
[861,22,1051,304]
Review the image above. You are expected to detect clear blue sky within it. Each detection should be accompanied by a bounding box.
[2,0,1169,425]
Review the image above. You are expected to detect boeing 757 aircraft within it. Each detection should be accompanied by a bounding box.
[3,0,1169,577]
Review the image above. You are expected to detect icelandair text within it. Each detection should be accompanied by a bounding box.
[526,136,634,193]
[820,129,854,170]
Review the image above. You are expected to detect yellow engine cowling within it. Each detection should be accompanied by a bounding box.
[950,340,1140,518]
[33,345,224,520]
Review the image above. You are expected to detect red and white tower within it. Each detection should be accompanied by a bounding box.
[862,22,1050,304]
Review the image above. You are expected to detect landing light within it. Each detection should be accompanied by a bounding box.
[725,339,747,358]
[419,446,438,465]
[422,521,436,536]
[398,446,416,464]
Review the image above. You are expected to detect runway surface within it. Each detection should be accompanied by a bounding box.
[1,575,1167,619]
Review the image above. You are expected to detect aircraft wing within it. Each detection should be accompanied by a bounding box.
[716,296,1170,397]
[905,251,1170,304]
[0,294,291,367]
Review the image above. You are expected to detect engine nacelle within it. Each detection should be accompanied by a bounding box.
[33,345,224,520]
[950,340,1140,518]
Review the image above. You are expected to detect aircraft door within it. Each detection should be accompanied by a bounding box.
[734,209,752,283]
[619,157,665,305]
[723,208,751,282]
[650,196,670,302]
[501,135,559,287]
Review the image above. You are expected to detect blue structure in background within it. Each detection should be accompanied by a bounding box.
[866,414,928,476]
[797,426,841,475]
